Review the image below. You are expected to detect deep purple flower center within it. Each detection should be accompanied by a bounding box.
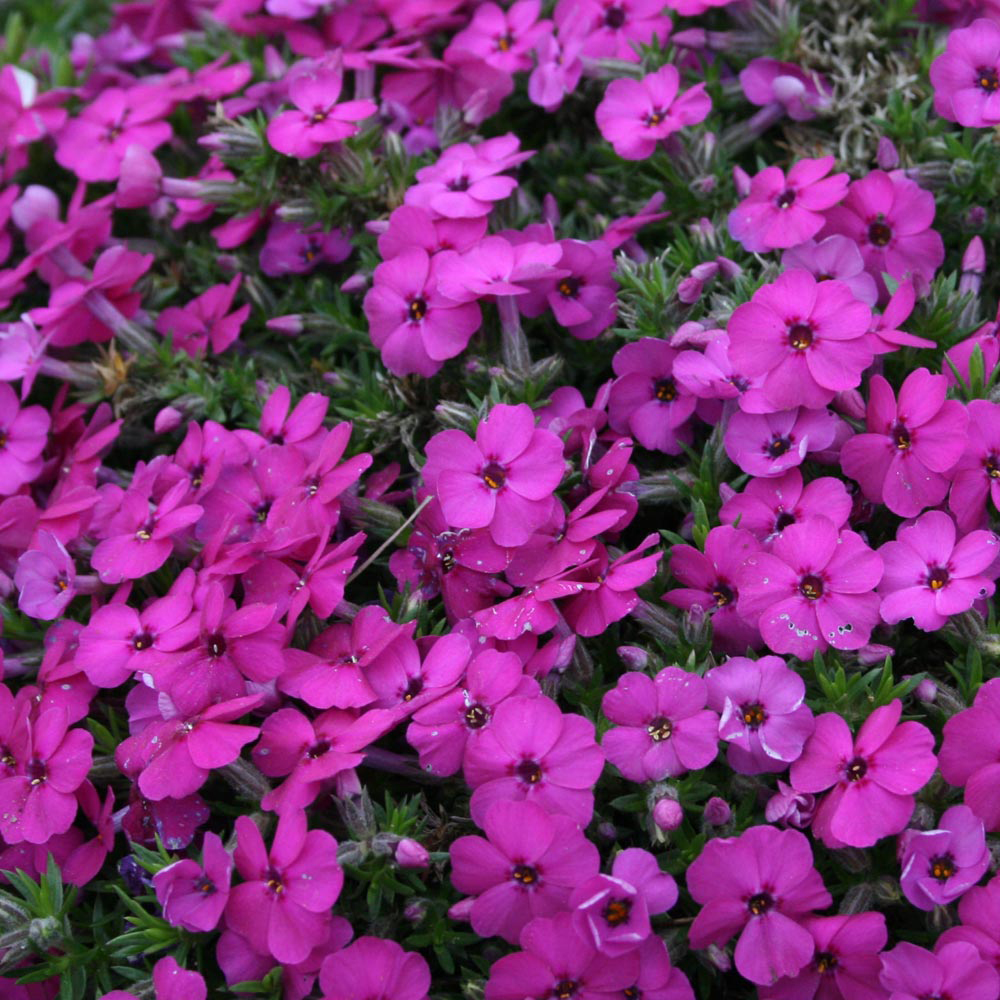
[799,574,824,600]
[132,631,153,651]
[930,854,956,880]
[254,501,271,524]
[307,739,331,758]
[517,759,543,784]
[977,66,1000,92]
[190,464,205,488]
[482,462,507,490]
[712,583,734,607]
[512,863,539,885]
[558,277,582,299]
[767,435,793,458]
[402,677,424,701]
[788,323,814,350]
[194,876,217,895]
[603,898,632,926]
[747,892,774,916]
[0,747,14,770]
[207,632,227,658]
[647,716,673,741]
[927,566,950,591]
[654,378,677,402]
[645,109,666,126]
[55,575,69,592]
[845,756,868,781]
[742,702,766,729]
[448,176,470,192]
[440,548,456,572]
[496,33,513,52]
[891,422,911,449]
[774,510,796,531]
[465,704,490,728]
[623,990,640,1000]
[409,297,428,321]
[135,527,152,541]
[604,5,626,27]
[987,454,1000,479]
[552,980,579,999]
[775,189,796,209]
[310,110,328,124]
[27,759,47,785]
[814,951,838,974]
[265,868,285,894]
[868,220,893,247]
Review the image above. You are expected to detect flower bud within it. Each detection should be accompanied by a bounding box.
[153,406,184,434]
[732,165,752,198]
[395,838,430,869]
[448,897,475,922]
[404,900,427,923]
[652,798,684,832]
[265,315,304,336]
[703,797,731,826]
[876,136,900,170]
[838,883,874,915]
[617,645,648,670]
[116,145,164,208]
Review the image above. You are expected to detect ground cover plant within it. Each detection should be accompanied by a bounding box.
[5,0,1000,997]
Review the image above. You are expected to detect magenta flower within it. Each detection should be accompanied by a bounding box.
[364,246,483,377]
[450,798,600,944]
[878,510,999,632]
[899,805,990,911]
[706,655,815,775]
[0,707,93,845]
[663,525,762,654]
[447,0,551,74]
[54,85,173,182]
[789,700,937,848]
[607,339,697,455]
[757,912,888,1000]
[950,399,1000,531]
[14,530,77,620]
[939,678,1000,831]
[463,694,604,827]
[258,221,352,277]
[737,516,884,658]
[422,403,564,547]
[435,236,565,302]
[879,942,999,1000]
[840,369,969,517]
[719,468,852,546]
[569,847,678,957]
[596,65,711,161]
[528,30,585,112]
[938,875,1000,970]
[266,66,376,157]
[102,956,207,1000]
[155,275,249,355]
[725,407,841,478]
[821,170,945,296]
[319,937,431,1000]
[153,831,232,932]
[766,780,817,829]
[739,59,832,121]
[782,235,879,307]
[407,648,539,777]
[727,270,873,411]
[728,157,849,253]
[687,825,832,986]
[226,811,343,966]
[558,0,671,62]
[485,912,639,1000]
[0,381,49,494]
[930,19,1000,127]
[600,667,718,782]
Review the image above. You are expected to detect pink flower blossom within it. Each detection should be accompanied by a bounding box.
[596,65,711,161]
[724,407,841,479]
[259,221,352,277]
[528,29,585,112]
[739,59,832,121]
[839,369,969,518]
[879,942,999,1000]
[555,0,672,63]
[728,158,849,252]
[949,399,1000,531]
[155,275,249,355]
[930,19,1000,127]
[153,831,232,932]
[938,874,1000,970]
[790,699,937,848]
[878,510,999,632]
[447,1,551,74]
[781,235,879,307]
[422,403,564,547]
[737,515,884,658]
[450,798,600,944]
[687,825,832,986]
[600,667,718,781]
[15,530,78,620]
[319,937,430,1000]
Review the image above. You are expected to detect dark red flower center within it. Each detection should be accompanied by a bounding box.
[132,631,153,651]
[647,716,673,742]
[742,702,766,729]
[448,176,470,192]
[194,876,217,895]
[987,454,1000,479]
[512,863,539,885]
[402,677,424,701]
[774,510,796,531]
[517,759,543,784]
[553,980,579,999]
[845,756,867,781]
[747,892,773,916]
[441,548,456,572]
[654,377,677,402]
[977,65,1000,92]
[930,854,956,880]
[799,574,824,600]
[558,277,581,298]
[307,739,331,758]
[891,422,911,449]
[623,990,640,1000]
[775,189,796,209]
[310,110,327,124]
[27,759,47,785]
[265,868,285,894]
[788,323,814,350]
[927,566,950,591]
[767,435,793,458]
[207,632,227,658]
[465,704,490,729]
[604,5,626,27]
[482,462,507,490]
[712,583,734,607]
[645,109,666,126]
[409,297,428,321]
[497,33,513,51]
[603,898,633,926]
[868,220,893,247]
[815,951,838,974]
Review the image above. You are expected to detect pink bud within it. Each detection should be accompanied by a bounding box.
[10,185,59,231]
[339,272,369,294]
[704,797,731,826]
[448,897,475,922]
[265,315,303,336]
[153,406,184,434]
[960,236,986,298]
[116,145,163,208]
[876,136,900,170]
[732,165,752,198]
[542,193,560,227]
[652,798,683,832]
[672,27,707,49]
[715,255,742,280]
[831,388,867,421]
[855,643,894,667]
[677,276,705,304]
[395,838,429,869]
[617,645,648,670]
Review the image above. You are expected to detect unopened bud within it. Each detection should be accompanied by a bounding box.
[153,406,184,434]
[617,645,648,670]
[395,838,430,869]
[838,883,875,915]
[265,315,304,336]
[652,798,684,832]
[876,136,900,170]
[336,789,376,839]
[703,797,731,826]
[448,897,475,922]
